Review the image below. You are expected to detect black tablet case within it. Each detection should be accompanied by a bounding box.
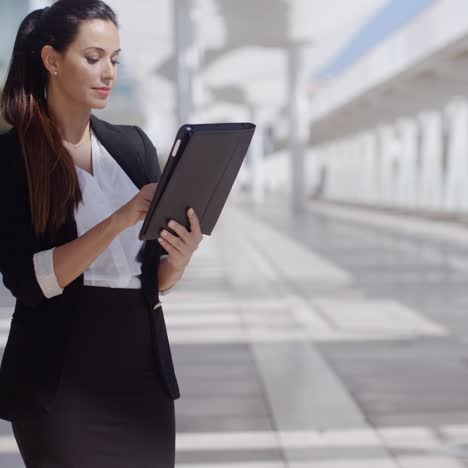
[138,122,256,242]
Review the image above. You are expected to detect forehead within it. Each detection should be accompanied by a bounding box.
[73,19,120,52]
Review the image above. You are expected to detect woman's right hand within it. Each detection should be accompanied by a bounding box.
[112,182,158,231]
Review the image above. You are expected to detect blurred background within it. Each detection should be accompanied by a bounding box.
[3,0,468,467]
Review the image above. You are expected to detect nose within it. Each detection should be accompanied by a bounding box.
[102,58,116,81]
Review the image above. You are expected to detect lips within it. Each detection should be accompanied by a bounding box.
[94,87,111,91]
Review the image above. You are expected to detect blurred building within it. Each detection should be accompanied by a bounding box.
[3,0,468,216]
[302,0,468,217]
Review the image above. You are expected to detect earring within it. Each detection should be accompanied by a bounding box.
[54,71,57,75]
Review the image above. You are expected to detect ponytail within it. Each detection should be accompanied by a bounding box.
[1,0,118,242]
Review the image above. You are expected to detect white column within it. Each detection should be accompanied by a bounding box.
[373,126,385,204]
[248,106,265,204]
[418,111,443,210]
[288,42,311,214]
[362,131,376,204]
[444,99,468,212]
[174,0,201,125]
[398,118,419,209]
[379,125,399,206]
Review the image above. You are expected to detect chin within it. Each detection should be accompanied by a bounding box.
[92,100,108,109]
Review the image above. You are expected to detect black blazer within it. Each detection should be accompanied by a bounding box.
[0,113,180,422]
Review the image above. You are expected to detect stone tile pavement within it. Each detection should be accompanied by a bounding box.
[0,193,468,467]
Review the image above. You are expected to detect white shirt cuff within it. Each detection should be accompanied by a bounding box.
[33,247,64,298]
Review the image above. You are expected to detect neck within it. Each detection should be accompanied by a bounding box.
[46,84,92,144]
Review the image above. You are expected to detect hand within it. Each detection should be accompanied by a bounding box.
[113,182,158,231]
[158,208,203,272]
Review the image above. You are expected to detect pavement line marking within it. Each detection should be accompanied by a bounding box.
[312,297,447,336]
[176,463,286,468]
[218,207,403,467]
[175,427,431,450]
[309,202,468,246]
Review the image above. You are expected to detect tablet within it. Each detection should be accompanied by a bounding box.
[138,122,256,242]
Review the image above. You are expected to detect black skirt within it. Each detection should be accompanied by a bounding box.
[11,285,175,468]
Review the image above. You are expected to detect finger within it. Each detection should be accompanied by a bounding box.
[168,220,199,251]
[160,229,187,254]
[142,183,157,195]
[187,208,202,236]
[142,193,151,202]
[167,220,190,242]
[158,234,184,256]
[141,197,152,207]
[142,190,156,201]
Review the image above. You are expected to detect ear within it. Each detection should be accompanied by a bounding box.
[41,44,60,76]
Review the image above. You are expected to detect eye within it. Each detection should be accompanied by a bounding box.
[86,57,120,65]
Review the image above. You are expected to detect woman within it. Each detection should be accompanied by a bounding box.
[0,0,202,466]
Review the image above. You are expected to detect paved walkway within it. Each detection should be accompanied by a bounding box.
[1,193,468,467]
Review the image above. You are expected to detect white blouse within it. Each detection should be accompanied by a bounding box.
[32,127,171,298]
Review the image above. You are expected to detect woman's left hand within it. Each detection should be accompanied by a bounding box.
[157,207,203,272]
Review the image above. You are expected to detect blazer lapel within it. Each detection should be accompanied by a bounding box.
[89,114,146,190]
[87,114,160,308]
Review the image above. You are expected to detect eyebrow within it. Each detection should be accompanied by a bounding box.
[84,47,121,54]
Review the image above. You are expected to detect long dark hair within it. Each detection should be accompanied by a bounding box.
[1,0,118,241]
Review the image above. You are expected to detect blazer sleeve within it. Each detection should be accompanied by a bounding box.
[133,125,168,257]
[133,125,177,295]
[0,163,49,308]
[133,125,161,184]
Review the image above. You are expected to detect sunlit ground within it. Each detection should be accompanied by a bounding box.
[1,193,468,467]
